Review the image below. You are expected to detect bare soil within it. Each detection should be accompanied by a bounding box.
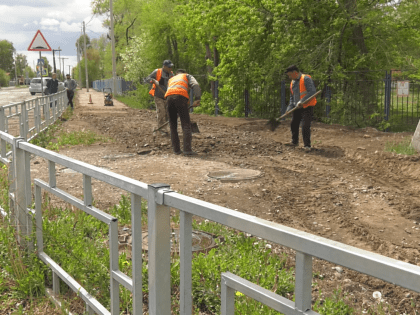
[29,88,420,314]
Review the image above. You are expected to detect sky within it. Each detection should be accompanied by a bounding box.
[0,0,108,77]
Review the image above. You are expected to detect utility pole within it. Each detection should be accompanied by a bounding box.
[110,0,117,95]
[68,65,71,77]
[77,41,82,89]
[58,46,62,79]
[83,21,89,91]
[62,58,69,77]
[52,48,62,75]
[14,50,18,86]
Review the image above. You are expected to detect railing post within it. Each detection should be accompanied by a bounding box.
[0,107,5,133]
[147,183,171,315]
[35,98,40,134]
[109,218,120,315]
[45,96,50,126]
[13,137,29,246]
[221,275,235,315]
[131,193,143,315]
[19,102,26,140]
[294,252,312,312]
[180,210,193,315]
[281,80,286,116]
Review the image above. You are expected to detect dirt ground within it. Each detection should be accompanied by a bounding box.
[29,88,420,314]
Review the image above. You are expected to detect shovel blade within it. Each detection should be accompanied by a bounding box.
[191,122,200,133]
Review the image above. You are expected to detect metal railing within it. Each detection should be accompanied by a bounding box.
[0,90,68,141]
[1,94,420,314]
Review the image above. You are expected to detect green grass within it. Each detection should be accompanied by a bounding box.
[115,85,153,110]
[384,136,418,155]
[30,107,110,151]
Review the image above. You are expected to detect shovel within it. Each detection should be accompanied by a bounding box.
[151,80,200,134]
[267,90,322,131]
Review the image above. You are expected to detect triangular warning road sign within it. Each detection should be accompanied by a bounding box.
[28,30,52,51]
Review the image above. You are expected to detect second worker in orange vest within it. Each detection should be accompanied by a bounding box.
[164,69,201,156]
[285,65,317,151]
[145,60,174,134]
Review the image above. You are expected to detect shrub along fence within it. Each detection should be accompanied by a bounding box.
[1,93,420,314]
[92,77,136,96]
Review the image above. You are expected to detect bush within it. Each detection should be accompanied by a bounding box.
[116,84,153,110]
[193,91,216,115]
[0,69,10,87]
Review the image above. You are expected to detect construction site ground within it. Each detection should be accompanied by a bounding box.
[29,88,420,314]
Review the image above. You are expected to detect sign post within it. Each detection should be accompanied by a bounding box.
[28,30,52,96]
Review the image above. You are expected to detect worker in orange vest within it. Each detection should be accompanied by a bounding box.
[284,65,317,151]
[165,69,201,156]
[145,60,174,134]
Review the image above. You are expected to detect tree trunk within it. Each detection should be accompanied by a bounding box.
[205,44,215,98]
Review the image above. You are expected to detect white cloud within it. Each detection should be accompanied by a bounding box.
[40,18,60,26]
[60,22,82,33]
[23,23,29,27]
[86,17,108,34]
[33,21,38,25]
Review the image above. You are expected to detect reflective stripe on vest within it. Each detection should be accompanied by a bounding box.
[290,74,317,108]
[149,68,162,96]
[165,73,189,99]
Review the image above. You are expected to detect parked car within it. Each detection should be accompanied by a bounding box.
[29,77,65,95]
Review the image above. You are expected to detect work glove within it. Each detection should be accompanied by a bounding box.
[193,100,201,107]
[152,79,159,86]
[286,103,295,112]
[296,100,302,108]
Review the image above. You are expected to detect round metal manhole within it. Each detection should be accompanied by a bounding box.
[207,169,262,182]
[142,229,218,253]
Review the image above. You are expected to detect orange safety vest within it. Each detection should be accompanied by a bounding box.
[165,73,190,99]
[149,68,162,96]
[290,74,317,108]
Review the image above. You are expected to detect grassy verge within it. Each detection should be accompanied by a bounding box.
[385,136,418,155]
[30,107,110,151]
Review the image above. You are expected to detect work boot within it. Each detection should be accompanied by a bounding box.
[184,151,198,156]
[284,141,298,147]
[174,150,183,155]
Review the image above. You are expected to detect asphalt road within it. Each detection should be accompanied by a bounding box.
[0,86,35,106]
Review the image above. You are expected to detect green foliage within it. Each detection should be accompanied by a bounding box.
[313,290,354,315]
[45,130,109,151]
[115,85,153,110]
[0,40,15,73]
[385,136,418,155]
[0,69,10,87]
[110,194,148,225]
[192,91,215,115]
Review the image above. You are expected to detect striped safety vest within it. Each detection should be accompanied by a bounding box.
[290,74,317,108]
[165,73,190,99]
[149,68,162,96]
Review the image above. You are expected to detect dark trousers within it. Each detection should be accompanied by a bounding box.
[167,95,192,153]
[67,90,74,108]
[291,106,314,147]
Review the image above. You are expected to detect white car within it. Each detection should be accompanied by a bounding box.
[29,77,65,95]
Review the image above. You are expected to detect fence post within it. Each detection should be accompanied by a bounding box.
[0,107,5,134]
[131,193,143,315]
[221,276,235,315]
[215,80,219,116]
[326,85,331,117]
[281,80,286,116]
[147,183,171,315]
[13,138,30,247]
[294,252,312,312]
[384,70,391,122]
[180,210,193,315]
[244,89,249,117]
[19,102,26,140]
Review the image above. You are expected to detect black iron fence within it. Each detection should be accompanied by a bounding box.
[214,70,420,129]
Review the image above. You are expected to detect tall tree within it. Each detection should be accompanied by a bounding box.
[0,40,15,72]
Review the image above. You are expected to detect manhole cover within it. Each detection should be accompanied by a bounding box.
[207,169,262,182]
[142,229,218,253]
